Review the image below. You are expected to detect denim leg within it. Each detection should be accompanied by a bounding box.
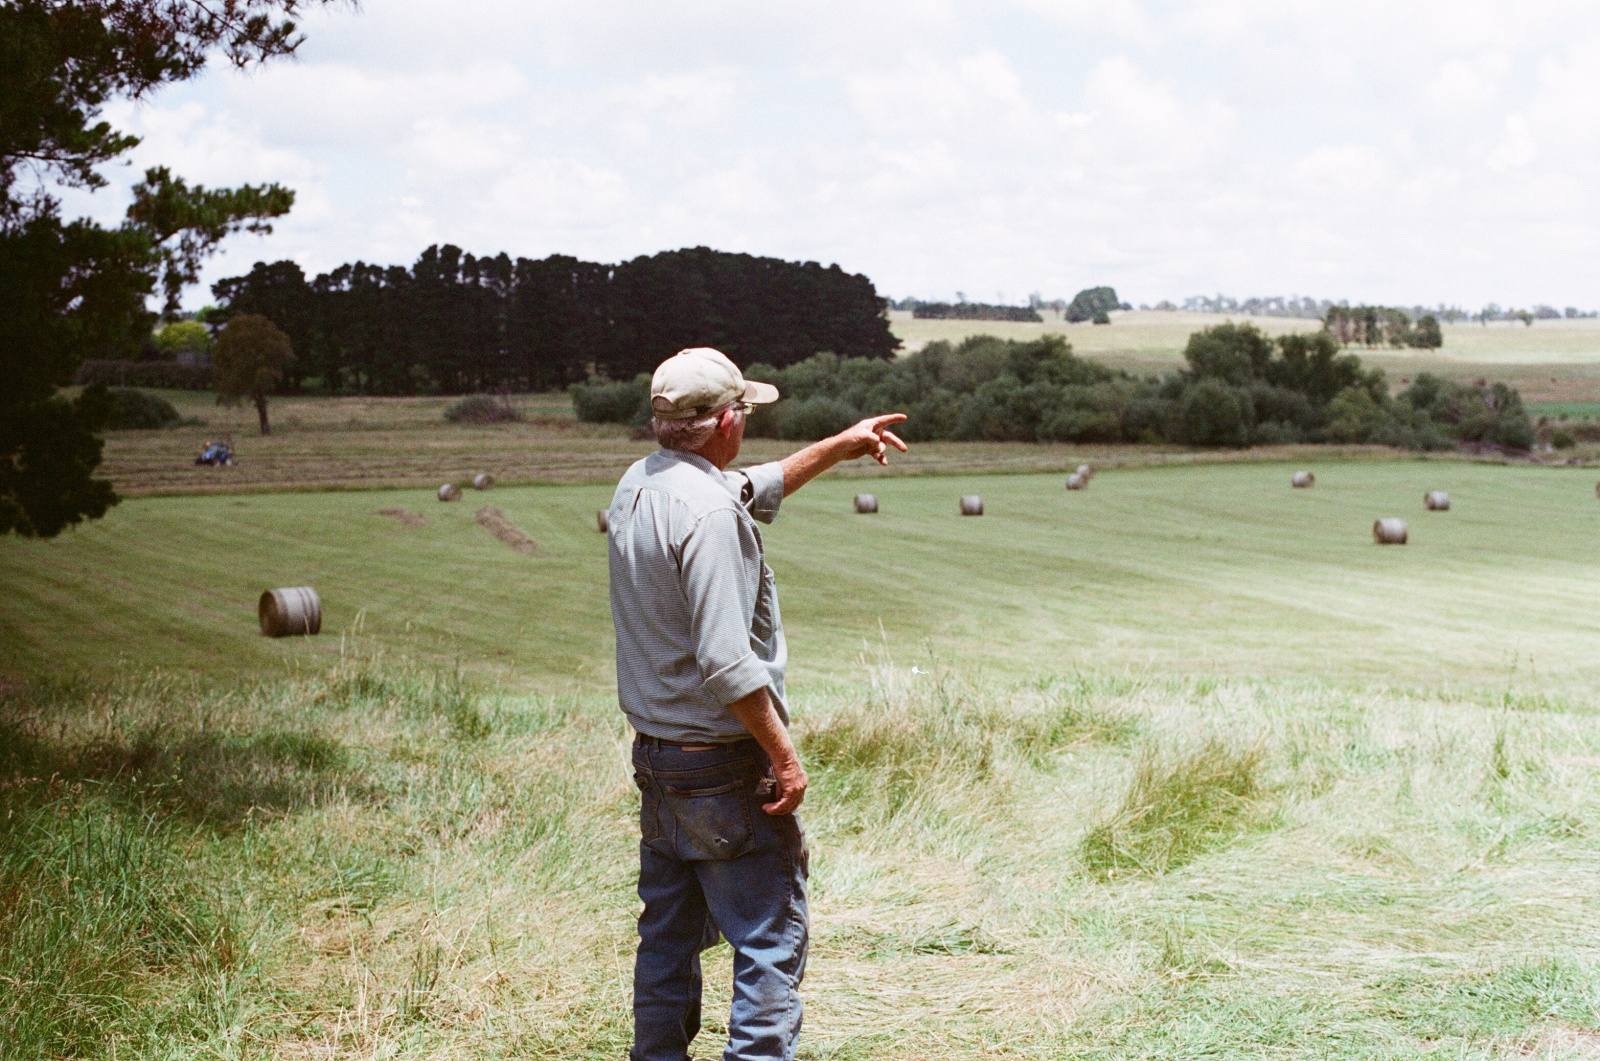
[696,821,809,1061]
[632,740,809,1061]
[632,840,711,1061]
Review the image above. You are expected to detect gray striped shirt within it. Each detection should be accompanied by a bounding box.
[607,449,788,742]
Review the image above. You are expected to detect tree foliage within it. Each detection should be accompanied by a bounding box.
[1,2,321,540]
[579,322,1532,453]
[213,313,292,434]
[911,301,1042,322]
[1324,305,1443,349]
[1065,286,1126,323]
[213,245,898,394]
[1,0,326,536]
[152,318,210,357]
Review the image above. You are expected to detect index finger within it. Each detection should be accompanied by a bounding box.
[867,413,908,430]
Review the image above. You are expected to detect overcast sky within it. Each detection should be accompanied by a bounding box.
[68,0,1600,310]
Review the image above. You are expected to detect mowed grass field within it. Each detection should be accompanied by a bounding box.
[5,461,1600,1060]
[4,460,1598,693]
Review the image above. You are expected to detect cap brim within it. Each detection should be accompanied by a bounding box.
[742,380,781,405]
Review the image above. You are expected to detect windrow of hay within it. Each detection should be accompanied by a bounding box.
[474,505,538,554]
[1081,737,1271,879]
[377,507,427,528]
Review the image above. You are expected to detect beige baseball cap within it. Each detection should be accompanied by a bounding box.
[650,347,780,420]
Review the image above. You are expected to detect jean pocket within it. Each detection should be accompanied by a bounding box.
[634,772,661,843]
[661,777,755,860]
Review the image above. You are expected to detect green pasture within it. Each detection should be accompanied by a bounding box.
[4,459,1597,696]
[1531,401,1600,420]
[6,458,1600,1060]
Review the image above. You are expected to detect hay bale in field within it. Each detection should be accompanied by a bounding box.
[597,509,609,533]
[959,495,983,516]
[438,483,462,502]
[475,505,538,554]
[854,494,878,514]
[1424,491,1450,511]
[1066,472,1087,490]
[1076,463,1093,479]
[1373,517,1408,545]
[1292,471,1314,488]
[259,587,321,637]
[473,473,495,491]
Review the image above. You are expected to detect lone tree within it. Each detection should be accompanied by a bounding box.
[214,314,293,435]
[0,0,340,537]
[1065,286,1123,323]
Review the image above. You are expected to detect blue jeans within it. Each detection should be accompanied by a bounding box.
[631,737,809,1061]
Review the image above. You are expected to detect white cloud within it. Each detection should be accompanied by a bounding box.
[52,0,1600,310]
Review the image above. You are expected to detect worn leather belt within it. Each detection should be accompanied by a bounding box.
[634,732,746,752]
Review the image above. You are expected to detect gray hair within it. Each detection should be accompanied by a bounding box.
[653,405,741,452]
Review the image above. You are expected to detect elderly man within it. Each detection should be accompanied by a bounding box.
[608,347,906,1061]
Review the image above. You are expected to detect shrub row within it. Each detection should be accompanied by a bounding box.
[74,360,212,390]
[570,323,1536,451]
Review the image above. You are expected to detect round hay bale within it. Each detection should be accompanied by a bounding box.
[959,495,983,516]
[1292,471,1315,488]
[1424,491,1450,511]
[1373,517,1408,545]
[473,473,495,491]
[259,587,322,638]
[1066,472,1087,491]
[596,509,609,533]
[1076,463,1093,479]
[438,482,462,502]
[854,494,878,514]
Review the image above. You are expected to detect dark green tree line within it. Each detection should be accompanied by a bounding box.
[212,244,899,395]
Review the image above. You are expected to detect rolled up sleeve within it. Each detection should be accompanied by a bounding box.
[738,461,785,524]
[678,509,770,705]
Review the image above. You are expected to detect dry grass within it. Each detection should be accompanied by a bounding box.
[472,505,538,554]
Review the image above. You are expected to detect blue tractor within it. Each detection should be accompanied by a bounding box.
[195,439,235,466]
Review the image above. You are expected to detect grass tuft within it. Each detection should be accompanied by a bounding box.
[1081,737,1270,878]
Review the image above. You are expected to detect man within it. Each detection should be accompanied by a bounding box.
[608,347,907,1061]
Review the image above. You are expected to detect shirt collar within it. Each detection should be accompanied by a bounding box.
[652,448,745,502]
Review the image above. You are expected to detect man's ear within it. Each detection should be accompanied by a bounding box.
[718,407,739,436]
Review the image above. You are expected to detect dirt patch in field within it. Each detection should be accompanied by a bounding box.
[474,505,538,554]
[378,507,427,528]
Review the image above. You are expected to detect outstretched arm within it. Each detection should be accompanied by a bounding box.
[779,414,908,497]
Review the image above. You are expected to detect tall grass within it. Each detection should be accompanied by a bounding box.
[3,660,1599,1059]
[1081,737,1270,878]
